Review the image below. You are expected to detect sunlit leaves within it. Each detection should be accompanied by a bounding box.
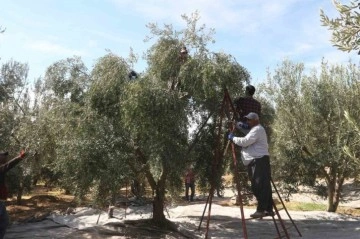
[262,59,360,210]
[43,56,89,102]
[0,60,28,102]
[89,53,130,119]
[320,0,360,52]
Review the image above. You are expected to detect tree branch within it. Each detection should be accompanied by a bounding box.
[186,111,214,157]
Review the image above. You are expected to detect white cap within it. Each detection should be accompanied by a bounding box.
[244,112,259,120]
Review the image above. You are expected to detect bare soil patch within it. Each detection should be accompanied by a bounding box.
[4,181,360,238]
[7,186,76,223]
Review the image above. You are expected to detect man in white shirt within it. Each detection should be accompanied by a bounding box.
[228,112,273,218]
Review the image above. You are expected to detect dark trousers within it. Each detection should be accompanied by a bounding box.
[247,156,273,212]
[185,183,195,201]
[0,201,9,239]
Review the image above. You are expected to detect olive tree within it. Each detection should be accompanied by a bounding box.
[320,0,360,53]
[0,59,32,203]
[262,59,360,212]
[31,57,99,200]
[87,12,251,226]
[321,1,360,175]
[22,12,250,227]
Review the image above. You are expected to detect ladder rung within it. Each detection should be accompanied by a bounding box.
[245,215,274,220]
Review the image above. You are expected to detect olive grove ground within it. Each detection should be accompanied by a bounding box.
[4,181,360,239]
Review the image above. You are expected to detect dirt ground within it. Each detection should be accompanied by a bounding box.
[4,182,360,238]
[5,182,360,239]
[6,186,77,223]
[6,180,360,223]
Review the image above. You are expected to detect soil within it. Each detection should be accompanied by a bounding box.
[6,186,76,223]
[5,186,195,238]
[6,180,360,224]
[4,183,360,239]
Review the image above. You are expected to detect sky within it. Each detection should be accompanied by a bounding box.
[0,0,358,86]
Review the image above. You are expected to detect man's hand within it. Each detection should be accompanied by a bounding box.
[19,150,26,158]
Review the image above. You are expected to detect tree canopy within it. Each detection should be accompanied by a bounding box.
[0,12,251,226]
[261,59,360,212]
[320,0,360,53]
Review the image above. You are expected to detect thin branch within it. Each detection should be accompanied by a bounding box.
[185,111,214,157]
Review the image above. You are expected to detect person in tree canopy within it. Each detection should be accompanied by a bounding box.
[228,113,273,218]
[0,150,26,239]
[234,85,261,134]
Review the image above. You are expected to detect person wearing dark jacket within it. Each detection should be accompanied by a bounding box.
[234,85,261,134]
[0,150,26,239]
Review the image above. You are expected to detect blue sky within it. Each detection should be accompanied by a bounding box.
[0,0,357,85]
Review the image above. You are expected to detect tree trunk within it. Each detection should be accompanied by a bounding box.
[151,163,168,225]
[16,183,23,205]
[327,179,335,212]
[152,187,166,223]
[131,146,168,225]
[327,176,344,212]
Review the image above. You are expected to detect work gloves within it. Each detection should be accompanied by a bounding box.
[236,121,250,129]
[228,133,234,141]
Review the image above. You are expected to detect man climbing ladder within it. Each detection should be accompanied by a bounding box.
[228,112,274,218]
[199,88,302,239]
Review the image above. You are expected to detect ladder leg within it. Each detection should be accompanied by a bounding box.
[271,179,302,237]
[271,213,283,238]
[204,187,215,239]
[231,145,248,239]
[198,193,210,230]
[273,202,290,239]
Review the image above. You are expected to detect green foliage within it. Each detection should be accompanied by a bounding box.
[0,60,28,102]
[2,12,252,222]
[89,53,131,119]
[44,56,89,102]
[0,59,33,202]
[190,121,225,194]
[320,0,360,52]
[6,167,32,198]
[262,59,360,211]
[121,79,188,186]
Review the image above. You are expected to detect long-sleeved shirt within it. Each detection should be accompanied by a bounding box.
[234,96,261,120]
[232,124,269,166]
